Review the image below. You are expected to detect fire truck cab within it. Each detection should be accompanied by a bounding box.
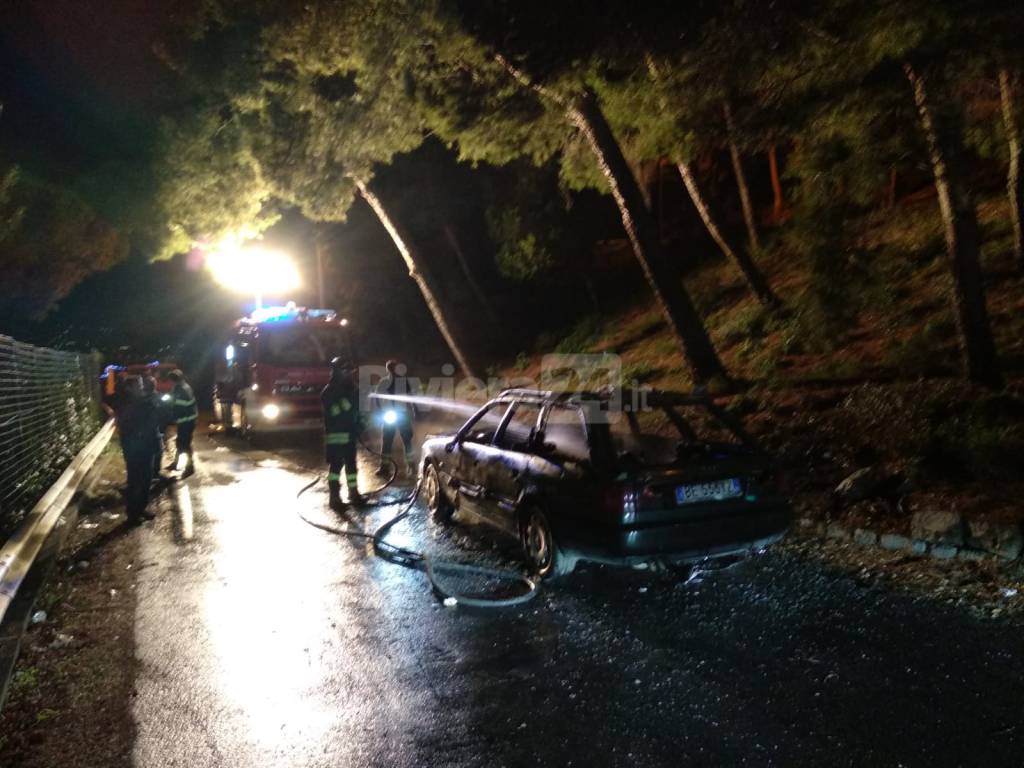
[213,304,352,439]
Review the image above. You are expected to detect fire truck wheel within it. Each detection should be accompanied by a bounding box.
[218,400,234,432]
[240,408,267,449]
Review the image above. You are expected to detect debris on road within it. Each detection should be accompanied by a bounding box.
[48,633,74,650]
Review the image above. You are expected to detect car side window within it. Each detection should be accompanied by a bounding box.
[494,402,543,452]
[542,405,591,462]
[461,403,508,445]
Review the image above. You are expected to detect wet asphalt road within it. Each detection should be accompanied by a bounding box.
[131,429,1024,768]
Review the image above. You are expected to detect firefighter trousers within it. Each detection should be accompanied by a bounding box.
[326,443,359,492]
[381,422,414,463]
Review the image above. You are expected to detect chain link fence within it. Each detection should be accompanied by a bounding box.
[0,335,101,540]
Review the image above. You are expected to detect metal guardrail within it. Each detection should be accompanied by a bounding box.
[0,419,115,623]
[0,334,101,539]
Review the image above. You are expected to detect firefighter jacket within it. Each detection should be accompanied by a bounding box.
[321,379,361,446]
[117,394,160,460]
[172,382,199,425]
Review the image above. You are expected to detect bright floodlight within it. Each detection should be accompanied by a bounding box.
[207,243,301,299]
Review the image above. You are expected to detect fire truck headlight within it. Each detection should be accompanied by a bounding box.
[261,403,281,420]
[382,409,398,425]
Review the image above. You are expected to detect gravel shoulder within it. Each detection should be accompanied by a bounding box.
[0,444,162,768]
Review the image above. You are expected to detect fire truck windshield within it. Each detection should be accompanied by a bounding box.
[259,325,346,367]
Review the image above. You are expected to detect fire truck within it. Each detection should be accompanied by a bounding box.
[213,303,353,440]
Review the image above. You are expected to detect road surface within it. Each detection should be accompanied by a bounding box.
[130,428,1024,767]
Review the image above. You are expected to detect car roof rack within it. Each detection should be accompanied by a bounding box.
[494,386,714,408]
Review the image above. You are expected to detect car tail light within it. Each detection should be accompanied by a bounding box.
[600,483,637,523]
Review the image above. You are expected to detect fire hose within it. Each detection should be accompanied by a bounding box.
[295,435,539,609]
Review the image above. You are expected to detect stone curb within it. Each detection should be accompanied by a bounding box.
[804,520,1022,564]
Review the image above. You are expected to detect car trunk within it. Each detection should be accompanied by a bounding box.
[622,444,771,526]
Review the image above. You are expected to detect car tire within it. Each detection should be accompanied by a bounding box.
[522,505,575,580]
[424,463,453,522]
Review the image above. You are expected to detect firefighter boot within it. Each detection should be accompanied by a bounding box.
[348,489,366,507]
[328,481,347,511]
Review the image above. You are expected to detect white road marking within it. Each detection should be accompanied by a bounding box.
[173,480,193,541]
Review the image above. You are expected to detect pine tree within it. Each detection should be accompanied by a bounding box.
[424,1,729,383]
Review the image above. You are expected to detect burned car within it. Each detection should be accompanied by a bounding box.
[419,388,790,579]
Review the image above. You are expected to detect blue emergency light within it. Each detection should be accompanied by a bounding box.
[248,304,337,323]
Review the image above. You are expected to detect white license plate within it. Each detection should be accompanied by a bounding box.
[675,478,743,505]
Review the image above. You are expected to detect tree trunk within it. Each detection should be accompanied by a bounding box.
[768,144,784,221]
[904,63,1002,389]
[569,92,727,383]
[999,67,1024,270]
[677,160,779,307]
[443,224,497,322]
[313,228,328,308]
[723,101,761,253]
[355,179,477,379]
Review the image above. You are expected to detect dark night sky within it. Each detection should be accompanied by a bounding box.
[0,0,178,172]
[2,0,172,102]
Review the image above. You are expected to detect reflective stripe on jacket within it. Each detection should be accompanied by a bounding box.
[321,379,360,442]
[172,382,199,424]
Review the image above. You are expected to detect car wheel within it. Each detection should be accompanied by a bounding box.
[424,463,453,522]
[522,506,575,580]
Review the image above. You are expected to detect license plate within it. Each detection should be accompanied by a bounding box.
[675,478,743,505]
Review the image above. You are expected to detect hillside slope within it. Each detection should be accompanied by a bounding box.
[497,192,1024,534]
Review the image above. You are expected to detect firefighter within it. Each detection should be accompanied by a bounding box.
[321,357,364,510]
[374,359,416,476]
[167,369,198,478]
[142,374,167,482]
[115,376,159,524]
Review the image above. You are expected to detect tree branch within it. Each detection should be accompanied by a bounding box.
[493,53,569,109]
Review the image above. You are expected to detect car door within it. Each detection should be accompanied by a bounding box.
[487,401,545,535]
[446,402,510,521]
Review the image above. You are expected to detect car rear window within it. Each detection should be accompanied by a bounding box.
[609,404,745,466]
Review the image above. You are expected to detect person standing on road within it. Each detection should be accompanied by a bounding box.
[321,357,364,510]
[114,376,159,525]
[167,369,198,479]
[374,359,415,477]
[142,374,167,483]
